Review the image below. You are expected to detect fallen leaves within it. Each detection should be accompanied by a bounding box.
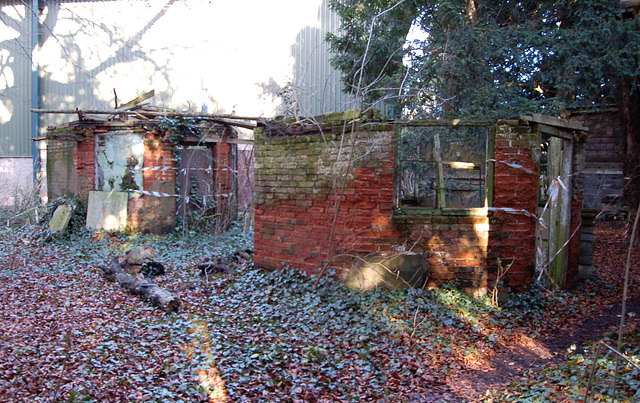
[0,220,638,402]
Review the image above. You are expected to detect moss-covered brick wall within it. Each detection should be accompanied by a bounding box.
[45,126,96,202]
[253,117,575,296]
[46,138,78,201]
[254,122,396,274]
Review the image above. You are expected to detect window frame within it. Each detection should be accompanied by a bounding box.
[393,121,495,217]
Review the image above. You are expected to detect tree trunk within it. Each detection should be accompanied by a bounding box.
[101,257,182,313]
[620,76,640,220]
[466,0,477,25]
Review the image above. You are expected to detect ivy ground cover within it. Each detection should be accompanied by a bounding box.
[0,224,638,402]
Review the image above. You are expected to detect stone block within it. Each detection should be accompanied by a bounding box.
[345,253,427,290]
[49,204,73,233]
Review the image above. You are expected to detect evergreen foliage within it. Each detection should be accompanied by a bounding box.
[327,0,640,119]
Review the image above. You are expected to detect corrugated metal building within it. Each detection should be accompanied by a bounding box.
[1,1,36,205]
[1,0,353,204]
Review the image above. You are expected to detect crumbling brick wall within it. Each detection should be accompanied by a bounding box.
[253,117,582,295]
[45,122,235,233]
[253,121,397,274]
[46,126,97,203]
[126,130,178,233]
[213,141,235,228]
[46,138,78,201]
[487,122,540,291]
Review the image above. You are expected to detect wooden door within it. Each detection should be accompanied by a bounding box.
[537,129,574,288]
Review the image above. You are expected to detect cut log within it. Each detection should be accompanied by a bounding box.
[124,247,165,276]
[233,250,253,262]
[101,257,181,313]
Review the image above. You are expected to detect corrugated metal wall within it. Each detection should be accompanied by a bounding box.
[39,0,352,123]
[291,1,355,116]
[3,0,354,158]
[38,0,160,130]
[0,2,33,157]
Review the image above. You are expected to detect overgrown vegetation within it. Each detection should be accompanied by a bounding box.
[328,0,640,118]
[327,0,640,206]
[0,217,637,401]
[487,331,640,402]
[0,179,44,228]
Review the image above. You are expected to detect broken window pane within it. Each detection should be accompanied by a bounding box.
[443,163,483,208]
[399,160,437,208]
[397,125,490,210]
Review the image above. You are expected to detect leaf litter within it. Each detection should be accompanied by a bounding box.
[0,220,638,402]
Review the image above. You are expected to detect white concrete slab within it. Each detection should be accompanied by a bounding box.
[86,191,128,231]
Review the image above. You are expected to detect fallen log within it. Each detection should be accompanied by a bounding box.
[100,257,182,313]
[197,249,253,276]
[124,247,165,277]
[197,259,235,275]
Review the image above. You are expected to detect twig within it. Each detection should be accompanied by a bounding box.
[611,206,640,401]
[491,258,513,306]
[409,308,429,339]
[314,120,359,290]
[584,342,603,403]
[314,2,408,289]
[600,341,640,372]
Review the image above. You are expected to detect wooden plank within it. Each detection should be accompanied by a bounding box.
[118,90,155,108]
[538,124,573,140]
[584,162,624,170]
[523,113,588,132]
[586,156,624,163]
[621,0,640,8]
[486,126,495,208]
[434,133,446,208]
[585,137,625,144]
[31,108,262,122]
[399,119,494,127]
[552,138,574,289]
[583,169,624,175]
[182,135,254,145]
[547,136,561,285]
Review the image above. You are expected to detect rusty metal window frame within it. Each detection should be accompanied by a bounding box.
[393,121,495,217]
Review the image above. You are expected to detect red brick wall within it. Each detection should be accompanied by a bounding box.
[72,129,96,204]
[45,127,97,203]
[126,131,178,233]
[213,142,234,227]
[487,122,540,290]
[143,133,177,188]
[253,119,556,295]
[46,138,77,201]
[253,126,398,274]
[46,123,236,233]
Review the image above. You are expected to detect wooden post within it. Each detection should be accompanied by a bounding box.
[434,132,446,208]
[550,137,574,288]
